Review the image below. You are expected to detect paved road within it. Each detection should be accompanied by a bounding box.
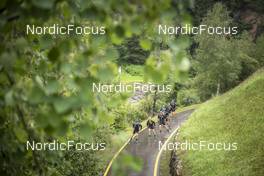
[107,109,194,176]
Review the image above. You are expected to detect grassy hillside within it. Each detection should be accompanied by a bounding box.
[178,69,264,176]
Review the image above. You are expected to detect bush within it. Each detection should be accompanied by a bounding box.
[177,89,200,106]
[112,107,128,131]
[111,101,149,131]
[137,96,153,115]
[124,65,144,76]
[126,105,148,123]
[53,127,111,176]
[255,34,264,67]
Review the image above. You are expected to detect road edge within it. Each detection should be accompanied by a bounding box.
[103,108,197,176]
[153,127,179,176]
[103,127,147,176]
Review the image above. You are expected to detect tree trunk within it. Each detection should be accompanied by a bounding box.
[216,80,220,96]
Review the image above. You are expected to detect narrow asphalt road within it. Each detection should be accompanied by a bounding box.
[106,109,194,176]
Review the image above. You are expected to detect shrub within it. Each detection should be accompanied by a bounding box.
[177,89,200,106]
[124,65,144,76]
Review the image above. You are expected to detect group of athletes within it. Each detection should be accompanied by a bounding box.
[130,99,177,142]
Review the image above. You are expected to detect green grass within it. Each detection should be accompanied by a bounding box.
[178,69,264,176]
[159,104,200,176]
[159,147,172,176]
[120,72,143,83]
[118,64,144,83]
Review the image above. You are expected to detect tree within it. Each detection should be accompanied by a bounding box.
[116,36,150,65]
[193,3,259,100]
[255,34,264,66]
[0,0,192,175]
[234,32,259,81]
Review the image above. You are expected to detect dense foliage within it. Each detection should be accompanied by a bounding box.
[191,3,263,100]
[192,0,264,24]
[1,0,263,175]
[116,37,150,65]
[0,0,192,175]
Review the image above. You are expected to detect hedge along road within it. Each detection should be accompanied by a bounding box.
[104,109,194,176]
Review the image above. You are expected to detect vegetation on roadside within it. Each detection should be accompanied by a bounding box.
[191,3,264,101]
[0,0,193,175]
[1,0,264,175]
[159,104,200,176]
[118,65,144,83]
[178,69,264,176]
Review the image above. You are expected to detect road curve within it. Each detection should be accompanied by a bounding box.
[105,109,194,176]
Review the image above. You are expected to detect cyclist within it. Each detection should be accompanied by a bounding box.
[130,120,142,142]
[146,118,156,137]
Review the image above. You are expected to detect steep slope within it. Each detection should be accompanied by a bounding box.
[178,69,264,176]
